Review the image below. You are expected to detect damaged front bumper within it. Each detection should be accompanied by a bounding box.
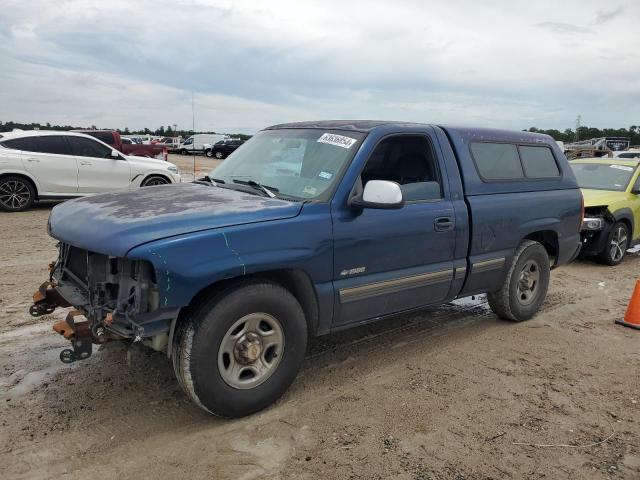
[579,208,614,256]
[30,243,180,363]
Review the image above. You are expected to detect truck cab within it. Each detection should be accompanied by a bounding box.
[33,120,582,418]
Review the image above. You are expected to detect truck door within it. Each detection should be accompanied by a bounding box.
[182,137,194,152]
[331,132,457,327]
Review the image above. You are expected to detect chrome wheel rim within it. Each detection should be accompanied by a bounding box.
[215,151,223,159]
[516,259,540,306]
[0,180,30,210]
[217,313,285,390]
[144,177,168,186]
[610,225,628,262]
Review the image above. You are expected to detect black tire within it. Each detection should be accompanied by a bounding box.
[180,149,189,155]
[214,150,224,159]
[487,240,550,322]
[141,175,170,187]
[172,282,308,417]
[0,176,36,212]
[597,221,629,266]
[205,149,213,158]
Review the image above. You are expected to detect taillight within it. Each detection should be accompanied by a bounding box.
[579,191,584,230]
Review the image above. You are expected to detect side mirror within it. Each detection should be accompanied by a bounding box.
[110,149,121,159]
[631,188,640,195]
[350,180,404,210]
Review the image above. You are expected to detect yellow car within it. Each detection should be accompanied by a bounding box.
[570,158,640,265]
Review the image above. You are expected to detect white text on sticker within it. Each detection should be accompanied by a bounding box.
[318,171,333,179]
[317,133,357,149]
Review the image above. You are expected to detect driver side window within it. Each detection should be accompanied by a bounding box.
[360,135,442,201]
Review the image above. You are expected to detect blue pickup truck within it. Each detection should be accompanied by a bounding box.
[32,121,582,417]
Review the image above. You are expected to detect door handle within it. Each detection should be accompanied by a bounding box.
[80,161,92,165]
[434,216,454,232]
[27,158,40,163]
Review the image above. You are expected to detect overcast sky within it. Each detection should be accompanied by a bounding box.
[1,0,638,134]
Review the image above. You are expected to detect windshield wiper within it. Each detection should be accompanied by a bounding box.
[232,179,278,198]
[193,175,227,187]
[197,175,225,184]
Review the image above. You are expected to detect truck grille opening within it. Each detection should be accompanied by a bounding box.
[56,242,159,315]
[66,246,89,284]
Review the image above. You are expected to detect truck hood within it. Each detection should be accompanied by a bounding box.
[48,183,302,256]
[581,188,627,208]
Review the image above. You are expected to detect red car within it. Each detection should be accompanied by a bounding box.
[74,130,168,161]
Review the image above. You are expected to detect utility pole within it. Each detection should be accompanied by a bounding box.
[192,91,196,181]
[575,115,581,142]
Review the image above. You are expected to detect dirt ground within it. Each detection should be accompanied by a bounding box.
[1,180,639,479]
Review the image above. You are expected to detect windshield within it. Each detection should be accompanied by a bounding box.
[571,162,636,191]
[210,129,365,200]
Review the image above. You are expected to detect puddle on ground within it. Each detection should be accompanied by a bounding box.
[0,322,52,341]
[4,364,64,397]
[449,294,489,310]
[0,321,79,398]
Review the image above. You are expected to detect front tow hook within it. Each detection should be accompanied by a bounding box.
[29,281,70,317]
[52,310,93,364]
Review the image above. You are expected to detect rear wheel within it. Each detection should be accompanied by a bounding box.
[488,240,550,322]
[172,282,307,417]
[214,150,224,159]
[598,221,629,266]
[0,176,35,212]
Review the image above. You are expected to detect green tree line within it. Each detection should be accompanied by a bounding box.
[0,120,252,141]
[3,119,638,146]
[525,126,640,145]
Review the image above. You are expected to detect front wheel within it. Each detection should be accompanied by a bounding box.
[598,221,629,266]
[180,149,189,155]
[172,282,308,417]
[488,240,550,322]
[214,150,224,159]
[205,149,213,158]
[141,175,170,187]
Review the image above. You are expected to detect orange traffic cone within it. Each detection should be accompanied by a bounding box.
[616,280,640,330]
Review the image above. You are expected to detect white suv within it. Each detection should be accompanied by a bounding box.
[0,130,181,212]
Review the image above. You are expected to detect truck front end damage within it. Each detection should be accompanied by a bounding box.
[30,243,179,363]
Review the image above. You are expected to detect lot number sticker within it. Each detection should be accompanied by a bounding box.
[610,164,634,172]
[317,133,357,149]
